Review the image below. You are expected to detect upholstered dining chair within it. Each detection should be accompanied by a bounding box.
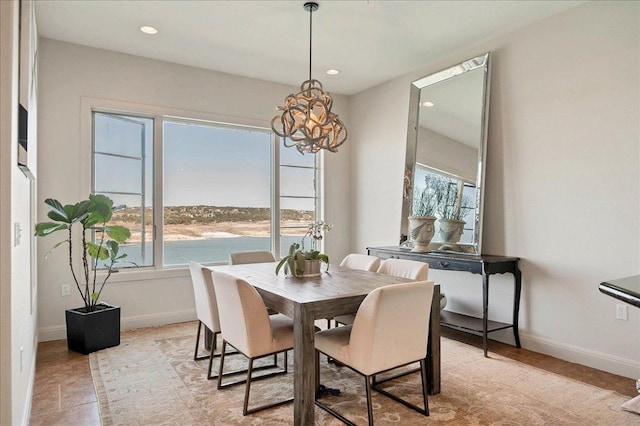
[339,253,381,272]
[229,250,275,265]
[334,257,429,326]
[376,257,429,280]
[315,280,435,426]
[229,250,278,316]
[211,270,294,415]
[189,261,223,380]
[328,254,382,330]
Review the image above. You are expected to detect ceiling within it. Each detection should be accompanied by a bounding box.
[35,1,582,96]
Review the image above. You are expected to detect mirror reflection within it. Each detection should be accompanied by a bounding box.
[401,53,490,255]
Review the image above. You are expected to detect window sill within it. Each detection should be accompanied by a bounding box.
[96,261,230,283]
[93,267,188,283]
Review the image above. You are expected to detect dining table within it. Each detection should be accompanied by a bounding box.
[208,262,441,425]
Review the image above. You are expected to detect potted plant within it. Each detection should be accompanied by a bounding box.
[276,221,332,277]
[35,194,133,354]
[408,175,439,252]
[436,182,474,244]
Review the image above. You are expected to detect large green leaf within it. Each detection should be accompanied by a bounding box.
[275,257,289,275]
[44,199,71,223]
[106,225,131,243]
[87,241,109,260]
[87,194,114,224]
[34,222,68,236]
[44,239,69,258]
[318,253,330,271]
[294,252,305,276]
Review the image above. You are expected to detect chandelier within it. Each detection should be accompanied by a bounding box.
[271,2,347,154]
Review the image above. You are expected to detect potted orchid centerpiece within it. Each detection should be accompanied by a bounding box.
[276,220,332,277]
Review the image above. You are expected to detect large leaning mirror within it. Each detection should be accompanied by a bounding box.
[401,53,491,255]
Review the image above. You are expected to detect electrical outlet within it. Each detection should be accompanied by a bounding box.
[61,284,71,297]
[615,304,628,320]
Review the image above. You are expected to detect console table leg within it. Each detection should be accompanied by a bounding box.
[513,267,522,348]
[482,273,489,357]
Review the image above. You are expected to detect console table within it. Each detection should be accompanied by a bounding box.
[367,246,522,357]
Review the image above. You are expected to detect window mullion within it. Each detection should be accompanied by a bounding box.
[153,116,164,269]
[272,134,280,259]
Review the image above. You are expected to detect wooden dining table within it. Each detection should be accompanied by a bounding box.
[209,262,441,425]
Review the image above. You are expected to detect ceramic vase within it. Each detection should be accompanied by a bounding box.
[438,219,466,244]
[408,216,436,252]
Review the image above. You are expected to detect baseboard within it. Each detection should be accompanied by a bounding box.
[491,329,640,379]
[38,309,196,342]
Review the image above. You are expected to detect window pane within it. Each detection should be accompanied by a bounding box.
[280,166,315,197]
[280,140,316,167]
[94,154,143,194]
[94,112,147,158]
[93,112,153,268]
[163,121,271,265]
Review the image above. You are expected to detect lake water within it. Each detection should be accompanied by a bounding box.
[120,236,301,266]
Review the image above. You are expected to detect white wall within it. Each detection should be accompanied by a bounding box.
[349,1,640,378]
[1,1,39,424]
[36,39,351,341]
[417,127,478,182]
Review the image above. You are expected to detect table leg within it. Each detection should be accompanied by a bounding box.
[293,303,316,426]
[513,267,522,348]
[427,284,441,394]
[482,273,489,357]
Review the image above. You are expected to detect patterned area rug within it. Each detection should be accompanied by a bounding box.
[90,322,636,425]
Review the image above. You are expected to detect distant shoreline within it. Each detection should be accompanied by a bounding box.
[111,206,314,243]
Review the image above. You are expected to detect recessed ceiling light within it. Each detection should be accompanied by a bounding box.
[422,101,434,107]
[140,26,158,35]
[326,69,340,75]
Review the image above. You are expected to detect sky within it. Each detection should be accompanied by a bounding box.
[94,113,316,210]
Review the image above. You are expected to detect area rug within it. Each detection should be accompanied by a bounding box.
[90,322,636,425]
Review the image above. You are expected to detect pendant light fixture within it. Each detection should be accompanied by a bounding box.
[271,1,347,154]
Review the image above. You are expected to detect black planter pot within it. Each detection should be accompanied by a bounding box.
[65,303,121,354]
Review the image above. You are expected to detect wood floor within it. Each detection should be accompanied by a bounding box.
[29,323,637,425]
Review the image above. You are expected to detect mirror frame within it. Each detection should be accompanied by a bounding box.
[401,52,491,255]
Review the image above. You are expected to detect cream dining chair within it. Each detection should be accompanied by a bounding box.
[211,270,294,415]
[339,253,381,272]
[315,280,435,425]
[229,250,278,316]
[334,257,429,326]
[229,250,275,265]
[189,261,223,380]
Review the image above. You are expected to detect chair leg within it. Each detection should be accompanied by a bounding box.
[241,352,294,415]
[194,321,210,361]
[365,375,374,426]
[370,360,429,417]
[207,337,216,380]
[243,358,254,415]
[217,340,228,390]
[420,358,430,416]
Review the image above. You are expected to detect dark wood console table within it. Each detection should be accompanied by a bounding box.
[367,246,522,357]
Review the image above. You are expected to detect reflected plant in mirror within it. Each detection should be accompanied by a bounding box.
[401,53,491,255]
[408,174,439,252]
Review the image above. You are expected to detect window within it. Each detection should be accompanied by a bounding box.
[92,110,319,269]
[414,163,475,244]
[279,141,318,257]
[93,112,154,267]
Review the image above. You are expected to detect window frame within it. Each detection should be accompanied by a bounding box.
[81,97,322,280]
